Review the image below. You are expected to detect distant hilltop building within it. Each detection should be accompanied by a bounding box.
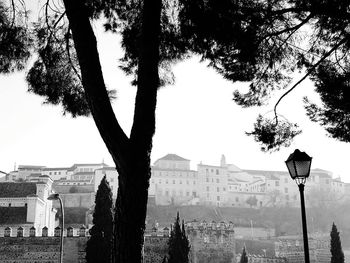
[1,154,347,209]
[0,176,56,236]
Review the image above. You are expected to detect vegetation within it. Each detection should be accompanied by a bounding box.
[167,212,190,263]
[330,223,344,263]
[86,176,113,263]
[2,0,350,261]
[246,196,258,208]
[240,247,248,263]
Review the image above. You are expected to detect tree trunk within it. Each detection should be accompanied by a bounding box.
[114,0,161,262]
[63,0,161,262]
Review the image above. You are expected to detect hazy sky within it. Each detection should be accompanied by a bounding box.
[1,21,350,182]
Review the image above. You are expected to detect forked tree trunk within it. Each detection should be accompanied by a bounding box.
[63,0,161,262]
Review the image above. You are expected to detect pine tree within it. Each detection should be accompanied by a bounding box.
[86,176,113,263]
[240,247,248,263]
[330,223,344,263]
[167,212,190,263]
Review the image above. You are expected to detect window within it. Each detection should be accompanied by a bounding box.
[192,191,197,197]
[284,178,288,183]
[216,178,219,183]
[217,187,220,192]
[217,196,220,201]
[206,178,209,182]
[284,188,288,193]
[186,180,189,185]
[216,169,219,175]
[165,191,169,196]
[173,180,175,184]
[223,187,226,191]
[166,180,168,184]
[159,180,161,184]
[206,186,210,191]
[193,181,196,185]
[235,197,239,202]
[275,181,279,187]
[180,180,182,184]
[186,192,190,197]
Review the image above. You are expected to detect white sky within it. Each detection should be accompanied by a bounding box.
[1,21,350,182]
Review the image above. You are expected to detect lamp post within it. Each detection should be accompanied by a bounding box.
[285,149,312,263]
[48,193,64,263]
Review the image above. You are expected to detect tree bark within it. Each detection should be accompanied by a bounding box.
[114,0,161,262]
[63,0,161,262]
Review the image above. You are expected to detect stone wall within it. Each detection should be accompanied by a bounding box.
[0,237,87,263]
[52,193,95,209]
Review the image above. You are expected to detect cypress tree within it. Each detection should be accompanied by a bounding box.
[240,247,248,263]
[330,222,344,263]
[86,176,113,263]
[167,212,190,263]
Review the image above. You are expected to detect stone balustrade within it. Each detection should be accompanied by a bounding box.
[0,225,89,238]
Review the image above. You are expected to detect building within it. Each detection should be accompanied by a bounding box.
[150,154,199,205]
[3,155,346,209]
[0,176,56,236]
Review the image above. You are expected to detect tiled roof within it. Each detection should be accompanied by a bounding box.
[43,167,70,171]
[0,207,28,224]
[156,154,189,162]
[70,163,109,169]
[18,165,46,170]
[0,182,37,198]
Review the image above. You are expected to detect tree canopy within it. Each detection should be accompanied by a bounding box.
[86,175,113,263]
[330,222,344,263]
[167,212,190,263]
[2,0,350,262]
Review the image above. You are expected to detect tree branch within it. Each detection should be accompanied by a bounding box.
[62,0,130,173]
[273,37,348,124]
[130,0,161,153]
[260,13,313,40]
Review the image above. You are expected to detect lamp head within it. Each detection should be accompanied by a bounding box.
[47,193,60,200]
[285,149,312,182]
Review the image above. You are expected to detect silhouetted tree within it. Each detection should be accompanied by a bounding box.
[240,247,248,263]
[167,212,190,263]
[3,0,350,262]
[330,223,344,263]
[86,176,113,263]
[0,1,31,74]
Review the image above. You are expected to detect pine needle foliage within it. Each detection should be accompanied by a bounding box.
[330,222,344,263]
[240,247,248,263]
[86,176,113,263]
[167,212,190,263]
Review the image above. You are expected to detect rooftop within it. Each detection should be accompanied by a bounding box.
[18,165,46,170]
[0,182,37,198]
[155,154,189,162]
[43,167,70,171]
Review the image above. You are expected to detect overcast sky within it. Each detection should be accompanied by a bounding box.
[1,21,350,182]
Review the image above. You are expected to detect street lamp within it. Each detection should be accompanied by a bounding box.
[48,193,64,263]
[285,149,312,263]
